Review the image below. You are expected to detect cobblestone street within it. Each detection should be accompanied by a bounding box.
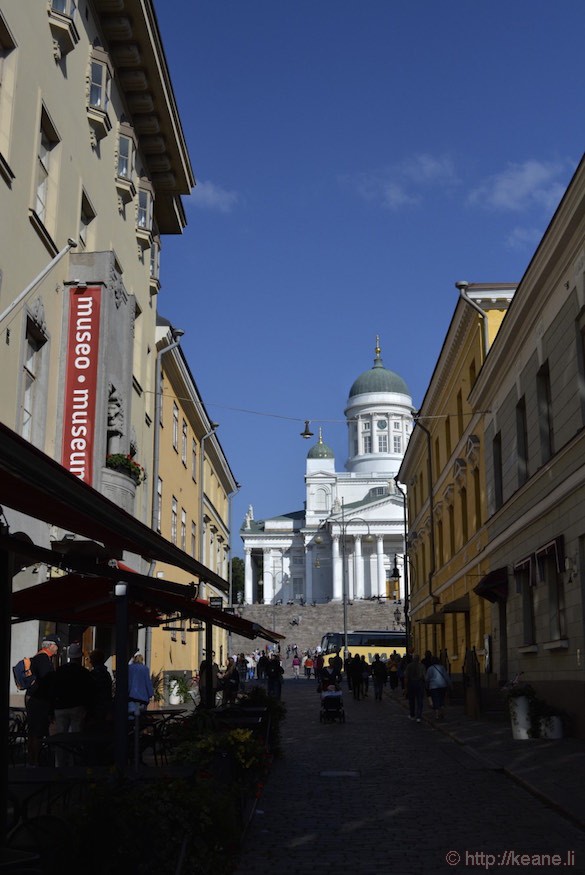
[235,678,583,874]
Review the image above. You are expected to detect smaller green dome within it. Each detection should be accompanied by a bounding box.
[349,339,409,397]
[307,428,335,459]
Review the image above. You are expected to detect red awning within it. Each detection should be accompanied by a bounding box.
[0,421,228,592]
[11,573,283,643]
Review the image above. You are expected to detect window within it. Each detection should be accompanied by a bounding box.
[445,417,452,458]
[393,420,401,430]
[516,397,528,487]
[89,59,109,111]
[363,421,371,431]
[137,188,153,231]
[79,191,95,248]
[0,14,17,178]
[172,403,179,451]
[434,438,440,476]
[393,435,402,453]
[515,559,536,646]
[460,486,468,542]
[51,0,76,15]
[180,508,186,551]
[448,504,455,557]
[191,521,196,557]
[437,520,444,567]
[156,478,162,532]
[171,496,178,545]
[493,431,503,510]
[536,541,566,641]
[363,434,372,454]
[473,467,481,531]
[469,358,476,389]
[191,438,197,481]
[456,390,464,438]
[149,239,160,284]
[537,362,554,464]
[22,315,48,444]
[181,419,187,465]
[35,110,59,228]
[117,134,134,179]
[378,434,388,452]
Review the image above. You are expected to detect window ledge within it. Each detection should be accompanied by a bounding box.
[48,10,80,59]
[542,639,569,651]
[518,644,538,654]
[28,210,58,256]
[0,152,15,187]
[87,106,112,142]
[136,226,153,250]
[116,175,136,204]
[149,276,161,296]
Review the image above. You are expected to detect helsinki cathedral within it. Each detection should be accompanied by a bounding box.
[240,340,413,605]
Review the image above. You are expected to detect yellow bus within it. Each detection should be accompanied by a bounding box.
[320,630,407,663]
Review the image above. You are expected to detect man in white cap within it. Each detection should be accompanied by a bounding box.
[25,634,60,765]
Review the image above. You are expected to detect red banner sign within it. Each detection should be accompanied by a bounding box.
[61,286,101,485]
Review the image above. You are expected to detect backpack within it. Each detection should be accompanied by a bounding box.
[13,656,35,691]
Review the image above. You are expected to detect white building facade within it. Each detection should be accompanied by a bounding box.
[241,342,413,605]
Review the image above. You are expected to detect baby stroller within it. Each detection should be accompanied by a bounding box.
[319,685,345,723]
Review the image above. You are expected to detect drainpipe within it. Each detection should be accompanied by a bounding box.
[0,238,77,326]
[455,280,490,362]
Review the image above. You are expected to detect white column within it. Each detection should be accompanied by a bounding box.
[332,536,342,600]
[377,536,386,598]
[263,549,274,603]
[354,536,364,599]
[244,548,253,604]
[304,545,313,603]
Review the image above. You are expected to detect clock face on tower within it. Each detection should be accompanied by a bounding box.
[377,420,387,430]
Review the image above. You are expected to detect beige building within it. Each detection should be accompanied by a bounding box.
[0,1,238,684]
[471,155,585,735]
[150,318,238,677]
[398,284,515,706]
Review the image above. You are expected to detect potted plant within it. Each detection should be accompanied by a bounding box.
[105,453,146,485]
[168,673,193,705]
[502,677,564,739]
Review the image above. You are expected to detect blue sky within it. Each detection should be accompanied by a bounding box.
[154,1,584,553]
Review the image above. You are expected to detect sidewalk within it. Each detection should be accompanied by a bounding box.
[415,694,585,831]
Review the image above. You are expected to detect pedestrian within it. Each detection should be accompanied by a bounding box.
[360,655,371,697]
[350,654,363,700]
[256,651,269,682]
[220,657,239,705]
[265,653,284,699]
[425,656,452,720]
[330,648,343,683]
[422,649,434,669]
[292,653,301,678]
[88,649,113,725]
[344,652,353,691]
[51,642,98,766]
[236,653,248,690]
[304,654,314,679]
[371,654,387,701]
[199,652,220,708]
[24,634,60,766]
[128,653,154,716]
[314,651,325,685]
[405,654,426,722]
[388,651,400,691]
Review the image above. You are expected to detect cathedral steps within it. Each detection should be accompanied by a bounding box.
[228,599,404,656]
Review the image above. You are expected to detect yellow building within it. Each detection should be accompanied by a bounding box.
[398,284,515,698]
[149,318,238,682]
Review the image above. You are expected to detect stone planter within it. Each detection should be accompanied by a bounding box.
[101,466,136,515]
[509,695,531,740]
[169,679,182,706]
[540,715,563,739]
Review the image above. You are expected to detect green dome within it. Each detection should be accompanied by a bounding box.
[349,344,409,397]
[307,429,335,459]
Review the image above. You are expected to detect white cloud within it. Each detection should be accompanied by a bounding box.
[469,160,569,213]
[344,152,459,211]
[506,226,544,251]
[189,179,239,213]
